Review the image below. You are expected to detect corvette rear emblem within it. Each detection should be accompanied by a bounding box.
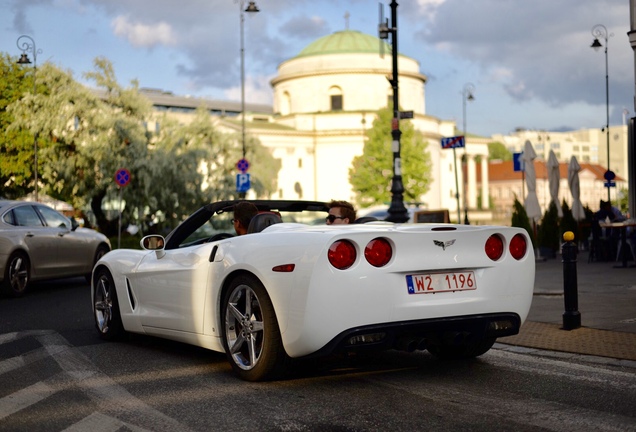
[434,240,456,250]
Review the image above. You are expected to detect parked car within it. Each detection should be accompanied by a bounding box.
[91,200,534,381]
[0,200,111,297]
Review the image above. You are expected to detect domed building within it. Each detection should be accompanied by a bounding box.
[145,29,491,221]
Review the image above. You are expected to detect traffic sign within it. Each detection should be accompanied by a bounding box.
[399,111,414,119]
[237,158,250,173]
[604,181,616,188]
[236,173,251,193]
[513,152,524,172]
[115,168,131,187]
[604,170,615,181]
[441,136,465,149]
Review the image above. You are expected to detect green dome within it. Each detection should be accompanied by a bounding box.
[296,30,393,58]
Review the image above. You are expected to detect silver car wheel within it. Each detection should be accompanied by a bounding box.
[94,273,113,334]
[7,253,29,296]
[225,284,265,371]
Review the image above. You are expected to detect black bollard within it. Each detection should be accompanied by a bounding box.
[562,231,581,330]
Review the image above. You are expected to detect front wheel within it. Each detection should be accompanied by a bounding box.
[93,268,124,340]
[222,275,289,381]
[1,252,30,297]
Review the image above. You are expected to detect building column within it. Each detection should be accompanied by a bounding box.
[468,154,477,209]
[481,156,489,210]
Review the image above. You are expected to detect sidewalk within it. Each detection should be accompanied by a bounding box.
[498,249,636,362]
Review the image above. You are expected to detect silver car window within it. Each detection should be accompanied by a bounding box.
[13,205,44,227]
[37,205,71,229]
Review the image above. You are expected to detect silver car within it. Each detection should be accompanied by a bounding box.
[0,200,111,297]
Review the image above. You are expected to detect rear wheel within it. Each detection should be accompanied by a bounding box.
[427,335,496,360]
[93,268,124,340]
[222,275,289,381]
[1,252,30,297]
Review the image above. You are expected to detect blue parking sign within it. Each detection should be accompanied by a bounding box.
[236,173,250,193]
[513,152,524,172]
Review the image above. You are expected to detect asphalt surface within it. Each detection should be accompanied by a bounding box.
[497,248,636,364]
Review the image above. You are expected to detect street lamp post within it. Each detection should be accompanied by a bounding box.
[591,24,613,202]
[379,0,408,223]
[239,0,259,199]
[462,83,475,225]
[16,35,41,202]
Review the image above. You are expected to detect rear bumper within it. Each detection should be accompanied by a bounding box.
[302,312,521,358]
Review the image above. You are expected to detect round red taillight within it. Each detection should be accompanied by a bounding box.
[485,234,504,261]
[509,233,527,260]
[364,238,392,267]
[328,240,357,270]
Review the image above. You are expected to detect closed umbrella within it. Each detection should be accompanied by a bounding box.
[547,150,563,217]
[568,156,585,221]
[522,140,542,222]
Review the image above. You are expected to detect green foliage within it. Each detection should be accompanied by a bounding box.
[4,56,280,235]
[488,141,512,161]
[349,107,432,207]
[537,201,560,252]
[0,53,40,198]
[511,196,535,247]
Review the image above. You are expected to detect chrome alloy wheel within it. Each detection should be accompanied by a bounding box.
[8,254,29,294]
[94,273,113,334]
[225,284,265,370]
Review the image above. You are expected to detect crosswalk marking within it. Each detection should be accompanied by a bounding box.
[0,330,192,431]
[0,381,56,420]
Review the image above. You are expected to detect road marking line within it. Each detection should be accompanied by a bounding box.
[62,411,152,432]
[0,381,56,420]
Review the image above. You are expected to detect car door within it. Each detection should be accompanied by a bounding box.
[11,204,59,278]
[36,205,90,276]
[130,246,211,334]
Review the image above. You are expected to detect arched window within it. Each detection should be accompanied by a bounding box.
[281,91,291,116]
[329,86,343,111]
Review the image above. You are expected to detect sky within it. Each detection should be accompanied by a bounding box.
[1,0,634,138]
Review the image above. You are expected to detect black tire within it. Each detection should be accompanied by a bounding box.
[86,244,110,283]
[427,335,496,360]
[221,274,289,381]
[1,252,30,297]
[93,267,125,340]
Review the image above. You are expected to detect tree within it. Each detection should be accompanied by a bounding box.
[0,53,41,198]
[537,201,560,257]
[349,107,432,207]
[488,141,512,161]
[6,56,280,235]
[511,196,535,248]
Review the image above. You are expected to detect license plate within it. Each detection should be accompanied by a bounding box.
[406,271,477,294]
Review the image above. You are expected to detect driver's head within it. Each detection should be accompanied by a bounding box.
[233,201,259,235]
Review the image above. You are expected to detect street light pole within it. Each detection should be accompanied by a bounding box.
[16,35,41,202]
[239,1,259,199]
[379,0,408,223]
[591,24,612,203]
[462,83,475,225]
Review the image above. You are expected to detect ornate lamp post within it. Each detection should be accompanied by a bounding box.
[591,24,613,202]
[16,35,41,202]
[239,0,259,198]
[462,83,475,225]
[379,0,408,223]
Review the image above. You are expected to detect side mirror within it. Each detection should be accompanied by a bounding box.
[141,235,166,258]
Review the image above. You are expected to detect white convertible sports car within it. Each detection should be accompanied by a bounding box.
[91,200,535,381]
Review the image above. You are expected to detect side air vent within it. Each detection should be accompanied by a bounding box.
[126,278,136,310]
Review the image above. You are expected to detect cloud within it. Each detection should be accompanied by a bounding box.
[111,16,178,48]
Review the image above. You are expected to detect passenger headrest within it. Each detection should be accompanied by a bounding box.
[246,212,282,234]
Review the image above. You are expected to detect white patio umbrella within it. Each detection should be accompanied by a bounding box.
[547,150,563,217]
[568,156,585,221]
[522,140,542,222]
